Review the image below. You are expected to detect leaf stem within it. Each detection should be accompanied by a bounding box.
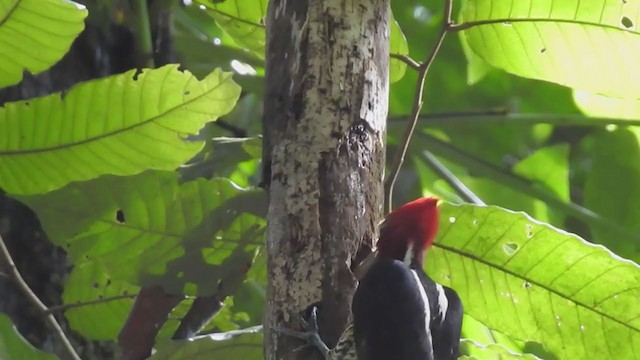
[44,294,137,314]
[389,111,640,127]
[0,236,81,360]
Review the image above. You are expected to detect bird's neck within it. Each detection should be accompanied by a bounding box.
[402,242,425,269]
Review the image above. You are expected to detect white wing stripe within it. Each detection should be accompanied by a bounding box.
[411,269,434,359]
[435,283,449,323]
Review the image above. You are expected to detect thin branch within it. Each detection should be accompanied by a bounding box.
[387,108,508,123]
[44,294,137,314]
[419,133,640,244]
[0,236,81,360]
[420,151,485,205]
[383,0,454,213]
[172,295,224,339]
[389,111,640,127]
[390,53,421,71]
[214,119,249,137]
[448,17,629,33]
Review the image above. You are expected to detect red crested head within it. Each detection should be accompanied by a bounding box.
[377,197,439,267]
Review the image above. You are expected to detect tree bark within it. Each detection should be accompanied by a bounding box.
[262,1,390,359]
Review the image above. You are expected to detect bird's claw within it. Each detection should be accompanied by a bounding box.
[275,306,330,357]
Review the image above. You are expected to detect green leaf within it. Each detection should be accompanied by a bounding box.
[460,0,640,97]
[0,313,59,360]
[390,15,409,83]
[193,0,267,59]
[173,5,265,79]
[0,65,241,195]
[0,0,87,88]
[18,171,267,296]
[190,1,408,82]
[150,326,263,360]
[513,144,569,201]
[427,203,640,360]
[459,27,492,85]
[461,314,540,359]
[460,339,542,360]
[583,128,640,261]
[62,261,137,340]
[180,137,262,185]
[573,90,640,120]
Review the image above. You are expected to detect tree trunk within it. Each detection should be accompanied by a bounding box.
[262,1,390,359]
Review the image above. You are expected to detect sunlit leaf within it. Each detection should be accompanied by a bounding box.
[0,0,87,88]
[460,0,640,97]
[0,66,241,195]
[573,90,640,120]
[461,314,536,359]
[390,16,409,83]
[459,27,492,85]
[428,203,640,360]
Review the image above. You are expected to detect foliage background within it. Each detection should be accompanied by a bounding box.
[1,0,640,359]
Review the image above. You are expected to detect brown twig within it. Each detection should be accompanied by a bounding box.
[390,53,421,71]
[44,294,137,314]
[215,119,249,137]
[383,0,455,213]
[172,295,224,339]
[387,108,509,123]
[0,235,81,360]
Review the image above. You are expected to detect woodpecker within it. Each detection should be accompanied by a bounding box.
[278,197,463,359]
[352,197,463,359]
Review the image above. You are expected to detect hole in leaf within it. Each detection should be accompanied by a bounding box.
[622,16,633,28]
[449,216,456,223]
[116,210,125,223]
[503,242,519,255]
